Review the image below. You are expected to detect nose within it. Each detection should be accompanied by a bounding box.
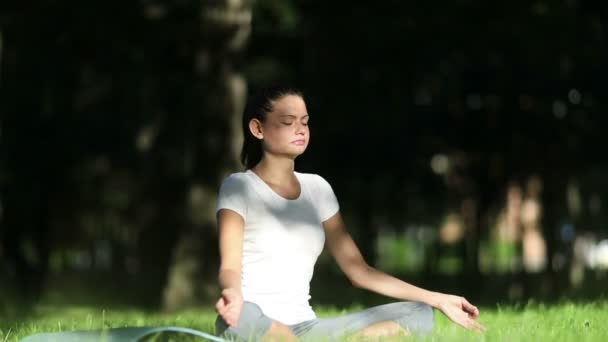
[295,122,307,135]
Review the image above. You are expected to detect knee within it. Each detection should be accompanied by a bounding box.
[396,302,434,335]
[215,302,272,341]
[417,302,435,334]
[412,302,434,335]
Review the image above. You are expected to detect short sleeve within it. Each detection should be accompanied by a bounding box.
[314,174,340,222]
[216,174,248,220]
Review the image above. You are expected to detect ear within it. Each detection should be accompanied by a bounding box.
[249,118,264,140]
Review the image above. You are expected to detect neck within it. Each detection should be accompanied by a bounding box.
[253,154,296,184]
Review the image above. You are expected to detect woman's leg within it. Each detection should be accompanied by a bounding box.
[296,301,434,340]
[355,320,405,338]
[265,321,298,342]
[215,301,297,341]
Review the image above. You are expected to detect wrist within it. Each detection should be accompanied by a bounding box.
[222,286,242,294]
[424,291,444,309]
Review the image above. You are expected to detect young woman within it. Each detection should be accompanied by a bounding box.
[214,86,486,341]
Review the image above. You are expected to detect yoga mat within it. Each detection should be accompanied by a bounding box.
[19,326,229,342]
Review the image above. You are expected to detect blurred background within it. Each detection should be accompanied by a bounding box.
[1,0,608,318]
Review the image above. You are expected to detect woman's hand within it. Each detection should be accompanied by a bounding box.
[215,287,244,327]
[434,293,486,332]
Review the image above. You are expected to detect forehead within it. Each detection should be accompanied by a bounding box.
[271,95,308,117]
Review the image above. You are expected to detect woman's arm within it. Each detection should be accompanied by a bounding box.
[216,209,245,327]
[216,208,299,340]
[323,211,485,331]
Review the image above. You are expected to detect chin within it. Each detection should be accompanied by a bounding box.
[287,148,307,158]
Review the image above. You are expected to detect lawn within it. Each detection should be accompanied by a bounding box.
[1,300,606,341]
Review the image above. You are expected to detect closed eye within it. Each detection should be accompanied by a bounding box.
[281,119,310,126]
[281,121,309,126]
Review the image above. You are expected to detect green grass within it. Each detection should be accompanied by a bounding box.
[1,300,607,341]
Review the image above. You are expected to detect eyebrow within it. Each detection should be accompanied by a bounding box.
[280,114,309,118]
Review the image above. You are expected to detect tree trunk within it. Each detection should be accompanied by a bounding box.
[161,0,250,311]
[0,27,3,84]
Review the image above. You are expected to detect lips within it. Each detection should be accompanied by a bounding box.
[292,139,306,145]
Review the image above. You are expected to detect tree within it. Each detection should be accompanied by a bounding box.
[161,0,251,311]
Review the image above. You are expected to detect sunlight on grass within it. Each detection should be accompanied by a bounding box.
[1,301,607,341]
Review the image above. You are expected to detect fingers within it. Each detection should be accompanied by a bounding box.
[224,305,242,327]
[458,316,485,332]
[215,297,235,322]
[450,307,485,332]
[215,297,226,313]
[216,295,242,327]
[221,289,234,303]
[467,318,487,332]
[217,303,236,326]
[216,299,234,317]
[461,298,480,318]
[222,308,239,327]
[467,307,480,319]
[216,289,243,327]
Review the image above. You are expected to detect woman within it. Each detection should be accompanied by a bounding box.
[215,86,486,341]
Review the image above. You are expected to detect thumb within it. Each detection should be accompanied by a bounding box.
[215,297,226,312]
[222,289,238,302]
[461,298,478,314]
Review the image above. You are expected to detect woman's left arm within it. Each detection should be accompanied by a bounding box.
[322,211,486,331]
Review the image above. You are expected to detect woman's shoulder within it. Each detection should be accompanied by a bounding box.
[295,171,318,180]
[295,171,332,188]
[223,170,249,180]
[219,171,252,190]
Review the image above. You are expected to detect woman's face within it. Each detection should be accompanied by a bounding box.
[253,95,310,158]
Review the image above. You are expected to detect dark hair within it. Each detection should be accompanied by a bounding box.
[240,86,303,170]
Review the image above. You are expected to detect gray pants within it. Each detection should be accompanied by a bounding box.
[215,301,434,341]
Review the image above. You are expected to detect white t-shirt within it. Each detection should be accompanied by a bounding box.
[216,169,340,325]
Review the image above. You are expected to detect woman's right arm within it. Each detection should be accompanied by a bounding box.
[216,208,299,341]
[215,208,245,327]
